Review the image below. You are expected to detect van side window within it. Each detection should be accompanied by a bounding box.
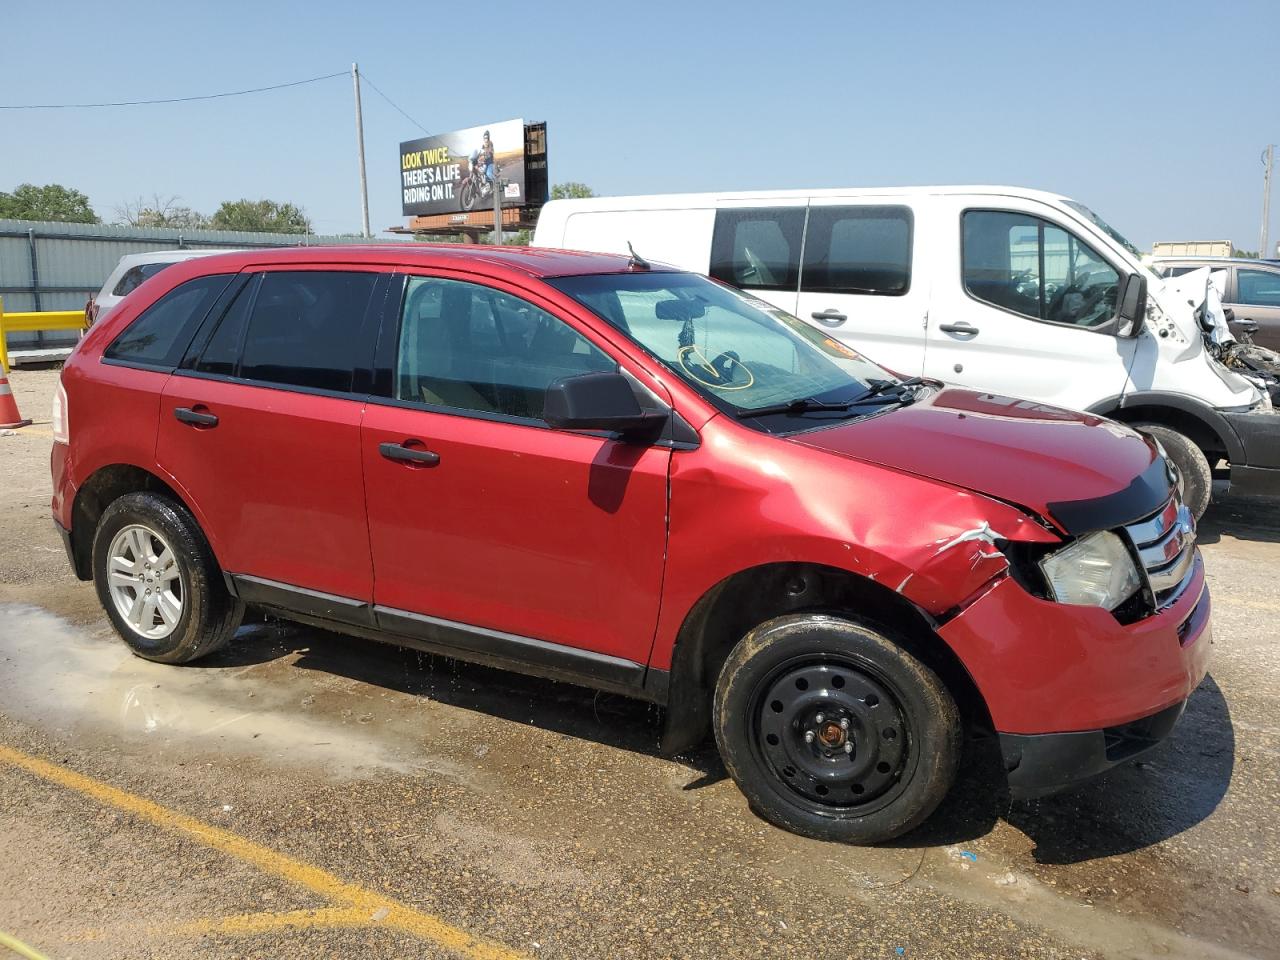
[104,274,232,367]
[396,276,614,421]
[801,206,912,295]
[962,211,1120,328]
[232,271,377,392]
[710,208,804,291]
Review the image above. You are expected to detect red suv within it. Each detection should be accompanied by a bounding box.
[51,246,1211,843]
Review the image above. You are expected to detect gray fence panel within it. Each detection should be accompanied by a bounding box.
[0,219,409,349]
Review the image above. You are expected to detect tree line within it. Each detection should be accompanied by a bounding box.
[0,183,312,234]
[1,180,596,238]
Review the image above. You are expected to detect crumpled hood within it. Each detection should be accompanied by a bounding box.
[793,387,1160,528]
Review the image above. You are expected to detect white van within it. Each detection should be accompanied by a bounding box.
[534,186,1280,516]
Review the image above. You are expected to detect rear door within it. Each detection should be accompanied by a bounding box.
[923,200,1136,410]
[1229,266,1280,350]
[360,271,672,666]
[793,199,927,375]
[156,266,386,602]
[708,202,805,315]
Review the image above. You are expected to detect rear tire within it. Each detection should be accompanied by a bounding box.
[1133,423,1212,520]
[713,614,961,844]
[92,492,242,664]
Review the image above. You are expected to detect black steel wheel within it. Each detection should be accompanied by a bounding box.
[714,613,961,843]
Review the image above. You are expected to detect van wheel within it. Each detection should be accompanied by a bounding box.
[1133,423,1212,520]
[92,492,243,664]
[713,614,961,844]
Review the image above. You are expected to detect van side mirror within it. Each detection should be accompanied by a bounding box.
[1117,273,1147,337]
[543,371,667,440]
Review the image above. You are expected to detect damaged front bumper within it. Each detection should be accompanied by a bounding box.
[999,699,1188,798]
[938,555,1212,797]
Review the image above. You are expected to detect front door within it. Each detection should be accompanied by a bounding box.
[157,268,384,600]
[361,273,672,665]
[924,202,1136,411]
[794,199,928,376]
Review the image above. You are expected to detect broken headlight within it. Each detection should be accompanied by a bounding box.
[1038,531,1141,610]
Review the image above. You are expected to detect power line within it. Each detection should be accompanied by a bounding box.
[0,71,348,110]
[359,71,430,135]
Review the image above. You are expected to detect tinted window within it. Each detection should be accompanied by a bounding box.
[1160,265,1203,278]
[396,276,613,420]
[1237,269,1280,307]
[962,211,1119,328]
[104,275,232,367]
[710,208,804,291]
[112,262,175,297]
[801,206,911,295]
[195,278,256,377]
[236,271,377,392]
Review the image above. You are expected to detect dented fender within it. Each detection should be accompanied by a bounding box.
[648,417,1062,671]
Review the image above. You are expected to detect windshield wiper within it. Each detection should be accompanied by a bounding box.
[849,376,926,404]
[735,397,860,418]
[736,378,927,419]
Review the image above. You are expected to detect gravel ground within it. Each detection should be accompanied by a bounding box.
[1,365,1277,959]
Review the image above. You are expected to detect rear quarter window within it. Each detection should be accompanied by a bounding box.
[104,275,233,368]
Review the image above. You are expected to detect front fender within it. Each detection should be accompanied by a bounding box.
[649,420,1059,671]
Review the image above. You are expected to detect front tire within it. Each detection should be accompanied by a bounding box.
[1133,423,1212,520]
[92,492,242,664]
[714,614,961,844]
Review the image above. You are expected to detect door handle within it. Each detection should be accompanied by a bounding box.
[379,441,440,466]
[811,309,848,327]
[174,406,219,427]
[938,322,979,335]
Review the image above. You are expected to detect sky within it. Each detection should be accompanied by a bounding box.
[2,0,1277,252]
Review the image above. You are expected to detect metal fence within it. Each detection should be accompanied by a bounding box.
[0,219,406,349]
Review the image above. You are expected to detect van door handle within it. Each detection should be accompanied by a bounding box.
[379,441,441,466]
[174,406,219,427]
[938,322,980,335]
[811,309,847,327]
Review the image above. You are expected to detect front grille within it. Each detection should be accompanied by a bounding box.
[1122,496,1197,610]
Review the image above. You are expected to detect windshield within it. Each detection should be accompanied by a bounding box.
[1063,200,1144,261]
[548,271,896,422]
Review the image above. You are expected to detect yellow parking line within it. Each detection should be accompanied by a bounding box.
[0,744,528,960]
[0,928,55,960]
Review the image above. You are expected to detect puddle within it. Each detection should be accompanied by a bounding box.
[0,603,477,781]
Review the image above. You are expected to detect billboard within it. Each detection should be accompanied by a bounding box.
[399,118,528,217]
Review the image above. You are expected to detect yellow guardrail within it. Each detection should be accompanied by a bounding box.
[0,296,87,374]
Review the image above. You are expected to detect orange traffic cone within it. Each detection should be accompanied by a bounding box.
[0,371,31,429]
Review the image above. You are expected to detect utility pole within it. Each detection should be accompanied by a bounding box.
[1263,145,1275,260]
[352,62,371,239]
[492,166,503,246]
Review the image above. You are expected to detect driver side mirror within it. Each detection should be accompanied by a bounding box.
[1117,272,1147,337]
[543,371,667,441]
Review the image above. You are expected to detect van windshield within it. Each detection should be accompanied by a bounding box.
[548,271,898,421]
[1063,200,1144,261]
